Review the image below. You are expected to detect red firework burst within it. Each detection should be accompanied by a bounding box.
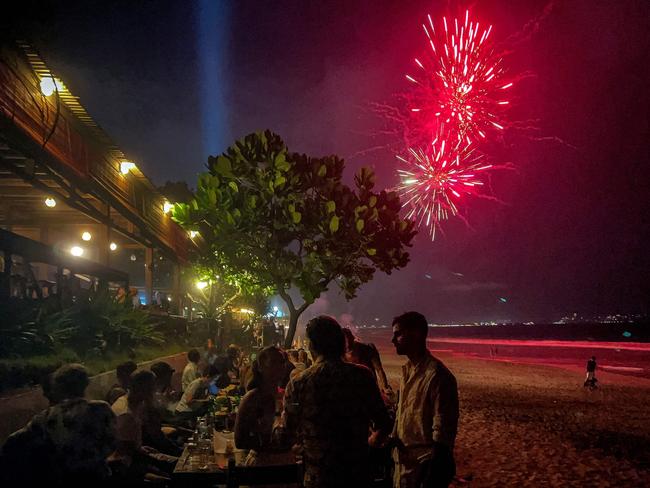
[397,128,492,239]
[405,10,513,144]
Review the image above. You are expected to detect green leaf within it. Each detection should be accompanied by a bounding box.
[329,215,339,233]
[356,219,364,232]
[318,165,327,177]
[274,175,286,188]
[275,153,290,172]
[292,211,302,224]
[214,155,232,176]
[369,195,377,208]
[326,200,336,214]
[367,248,376,256]
[228,181,238,192]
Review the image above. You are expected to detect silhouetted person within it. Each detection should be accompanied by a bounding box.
[278,315,392,487]
[1,364,116,486]
[342,327,393,398]
[235,347,293,467]
[584,356,597,387]
[391,312,459,488]
[106,360,137,405]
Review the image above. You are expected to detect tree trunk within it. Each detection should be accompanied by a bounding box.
[284,310,301,349]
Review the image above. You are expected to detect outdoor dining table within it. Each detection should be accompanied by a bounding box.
[172,444,302,487]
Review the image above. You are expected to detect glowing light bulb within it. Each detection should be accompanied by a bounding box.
[70,246,84,257]
[163,201,173,214]
[120,161,136,174]
[44,197,56,208]
[196,281,208,290]
[109,242,117,251]
[81,231,92,241]
[39,77,63,96]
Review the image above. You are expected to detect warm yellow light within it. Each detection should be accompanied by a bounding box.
[40,77,63,96]
[196,281,208,290]
[120,161,136,174]
[189,230,199,239]
[44,197,57,208]
[81,231,92,241]
[70,246,84,257]
[163,201,173,214]
[239,308,254,315]
[109,242,118,251]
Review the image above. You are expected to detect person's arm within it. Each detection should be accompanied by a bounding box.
[365,369,393,447]
[430,371,459,452]
[234,391,262,450]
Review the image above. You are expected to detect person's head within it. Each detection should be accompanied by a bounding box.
[150,362,175,390]
[188,348,201,364]
[207,338,215,350]
[226,344,241,360]
[246,346,287,391]
[392,311,429,356]
[341,328,357,351]
[288,350,299,363]
[203,364,221,379]
[51,363,89,401]
[128,370,156,404]
[306,315,345,360]
[116,361,137,388]
[591,356,596,361]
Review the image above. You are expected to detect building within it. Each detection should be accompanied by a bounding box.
[0,41,194,311]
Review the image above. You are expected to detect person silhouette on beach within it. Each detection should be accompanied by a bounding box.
[584,356,597,388]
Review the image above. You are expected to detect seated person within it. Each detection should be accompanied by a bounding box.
[111,370,178,483]
[105,361,137,405]
[175,364,223,421]
[181,349,201,392]
[234,347,294,466]
[2,364,116,486]
[214,344,242,382]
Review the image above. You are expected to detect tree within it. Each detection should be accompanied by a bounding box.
[173,131,416,347]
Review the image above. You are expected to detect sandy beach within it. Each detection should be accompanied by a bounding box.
[378,346,650,487]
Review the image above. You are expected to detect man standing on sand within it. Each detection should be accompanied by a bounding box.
[390,311,459,488]
[278,315,393,487]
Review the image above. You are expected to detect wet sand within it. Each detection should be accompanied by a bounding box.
[376,344,650,487]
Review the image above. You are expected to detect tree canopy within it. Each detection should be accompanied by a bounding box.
[173,131,416,346]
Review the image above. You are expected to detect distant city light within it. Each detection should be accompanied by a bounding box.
[70,246,84,257]
[109,242,118,251]
[273,306,279,312]
[163,201,173,214]
[39,77,63,96]
[120,161,136,174]
[44,197,56,208]
[499,297,508,303]
[81,231,92,241]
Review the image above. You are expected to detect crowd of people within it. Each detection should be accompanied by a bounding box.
[0,311,459,488]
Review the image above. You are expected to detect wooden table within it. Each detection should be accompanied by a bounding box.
[172,446,302,487]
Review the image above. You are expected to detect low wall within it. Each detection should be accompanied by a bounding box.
[0,352,188,445]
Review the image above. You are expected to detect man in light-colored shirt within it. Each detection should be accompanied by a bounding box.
[390,311,459,488]
[181,348,201,392]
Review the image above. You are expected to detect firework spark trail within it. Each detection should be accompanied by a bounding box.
[405,10,513,146]
[397,127,493,239]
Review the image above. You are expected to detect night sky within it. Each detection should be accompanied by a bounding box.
[7,0,650,324]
